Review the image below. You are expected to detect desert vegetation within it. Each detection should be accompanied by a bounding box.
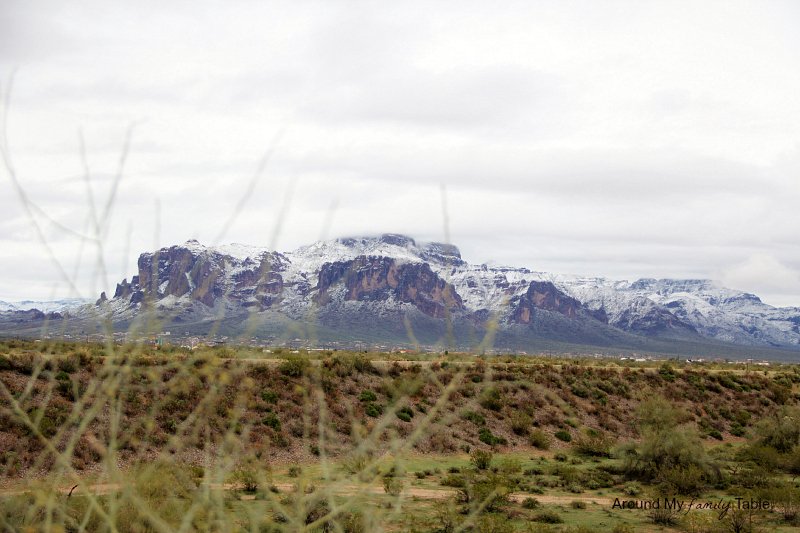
[1,338,800,532]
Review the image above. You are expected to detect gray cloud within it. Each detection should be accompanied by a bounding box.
[2,0,800,307]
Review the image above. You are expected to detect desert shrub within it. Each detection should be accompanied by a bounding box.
[333,511,366,533]
[115,460,202,529]
[761,485,800,524]
[648,506,678,525]
[478,428,507,446]
[288,465,301,477]
[480,388,504,411]
[707,428,723,440]
[583,468,615,489]
[659,362,676,382]
[736,444,780,472]
[509,411,532,435]
[11,352,41,375]
[330,354,375,376]
[657,464,707,497]
[441,474,466,487]
[262,389,279,403]
[432,499,460,533]
[574,430,615,457]
[730,422,746,437]
[397,405,414,419]
[382,475,402,496]
[498,458,522,474]
[365,402,384,418]
[529,429,552,450]
[571,500,587,509]
[463,410,486,425]
[532,510,563,524]
[756,406,800,453]
[475,514,515,533]
[278,356,309,377]
[231,458,266,492]
[340,454,369,475]
[262,412,281,432]
[358,390,377,402]
[471,449,493,470]
[735,410,752,427]
[522,497,540,509]
[622,481,643,496]
[470,474,512,511]
[621,394,714,483]
[737,466,776,489]
[554,430,571,442]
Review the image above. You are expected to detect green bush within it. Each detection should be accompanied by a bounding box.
[278,356,309,377]
[734,410,752,427]
[382,476,402,496]
[262,389,278,403]
[463,410,486,425]
[554,430,572,442]
[529,429,552,450]
[398,406,414,419]
[498,458,522,474]
[471,449,493,470]
[756,406,800,452]
[441,474,467,487]
[657,464,707,497]
[262,412,281,432]
[574,430,614,457]
[478,428,507,446]
[358,390,377,402]
[522,496,540,509]
[470,473,512,511]
[509,411,532,436]
[622,482,643,496]
[480,388,504,411]
[365,402,383,418]
[533,510,563,524]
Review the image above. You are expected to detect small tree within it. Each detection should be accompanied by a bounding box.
[471,448,493,470]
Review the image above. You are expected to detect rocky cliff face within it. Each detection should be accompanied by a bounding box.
[114,241,288,311]
[316,257,463,318]
[511,281,594,323]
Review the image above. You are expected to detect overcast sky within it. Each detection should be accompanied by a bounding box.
[1,0,800,307]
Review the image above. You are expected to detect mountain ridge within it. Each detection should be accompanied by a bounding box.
[2,234,799,354]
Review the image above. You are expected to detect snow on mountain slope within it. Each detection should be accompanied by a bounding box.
[7,234,799,350]
[549,277,800,347]
[0,298,93,313]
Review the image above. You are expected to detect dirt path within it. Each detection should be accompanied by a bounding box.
[240,483,613,506]
[2,479,614,508]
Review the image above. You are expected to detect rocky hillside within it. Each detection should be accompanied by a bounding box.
[3,234,800,353]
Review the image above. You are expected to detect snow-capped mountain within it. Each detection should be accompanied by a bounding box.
[4,235,800,352]
[0,298,92,313]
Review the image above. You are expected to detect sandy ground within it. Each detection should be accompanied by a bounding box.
[2,479,613,507]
